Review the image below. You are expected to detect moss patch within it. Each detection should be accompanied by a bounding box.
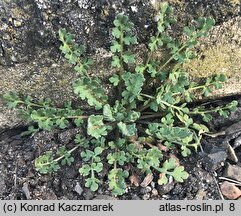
[227,0,240,5]
[184,44,241,78]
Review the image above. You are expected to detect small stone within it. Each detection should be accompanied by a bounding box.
[220,181,241,199]
[142,193,150,200]
[157,181,175,196]
[74,182,83,195]
[152,188,159,196]
[22,182,31,199]
[129,174,140,187]
[130,6,138,12]
[224,164,241,181]
[140,186,152,194]
[140,173,153,187]
[10,55,17,62]
[13,20,22,27]
[227,143,238,163]
[202,151,227,171]
[150,181,155,188]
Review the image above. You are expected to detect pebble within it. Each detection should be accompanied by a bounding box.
[224,164,241,181]
[13,20,23,27]
[10,55,17,62]
[140,186,152,194]
[227,143,238,163]
[74,182,83,196]
[22,182,31,199]
[151,188,159,196]
[129,174,140,187]
[140,173,153,187]
[220,181,241,199]
[131,6,138,12]
[150,181,155,188]
[202,151,227,171]
[157,181,175,196]
[142,193,150,200]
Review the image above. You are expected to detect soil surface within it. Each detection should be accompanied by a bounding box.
[1,96,241,200]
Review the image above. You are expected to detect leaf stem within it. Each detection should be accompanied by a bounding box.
[117,25,125,100]
[38,138,91,166]
[139,93,182,112]
[140,113,164,120]
[144,43,188,88]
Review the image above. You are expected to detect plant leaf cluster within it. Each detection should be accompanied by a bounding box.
[3,2,238,196]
